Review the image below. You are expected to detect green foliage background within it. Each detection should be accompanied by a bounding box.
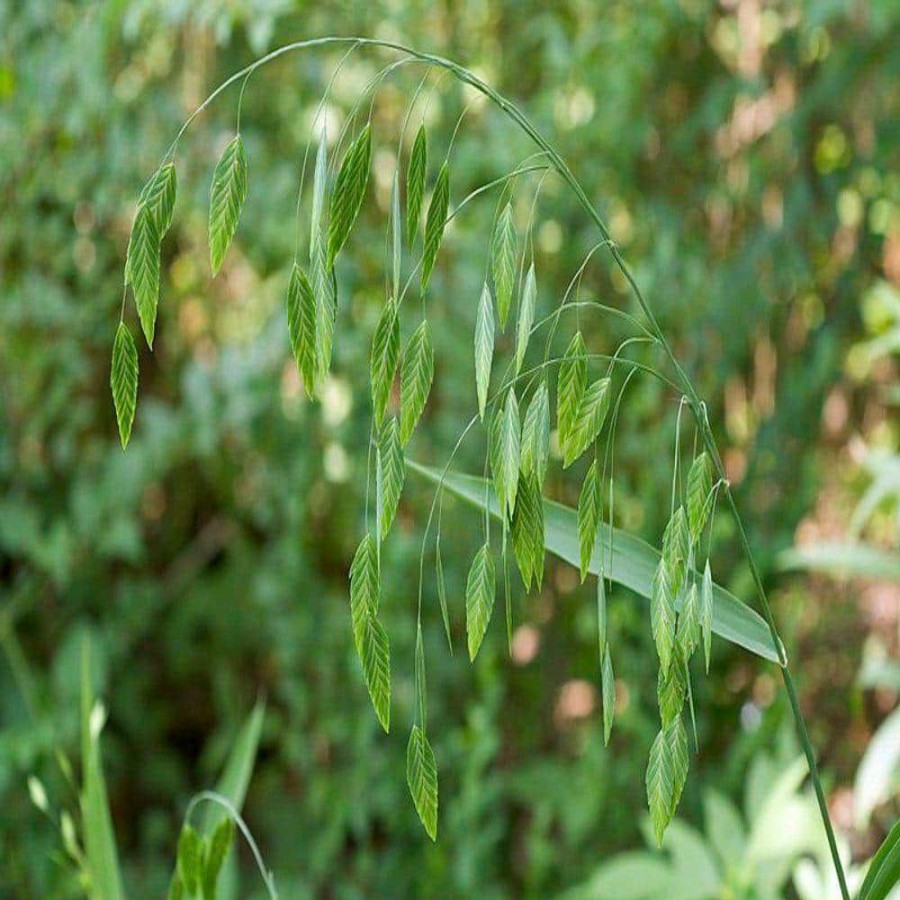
[1,1,897,897]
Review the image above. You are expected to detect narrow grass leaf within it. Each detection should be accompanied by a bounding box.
[177,825,204,897]
[360,612,391,732]
[377,417,405,540]
[370,298,400,427]
[858,819,900,900]
[208,134,248,275]
[286,263,317,396]
[406,725,438,840]
[557,331,587,450]
[350,534,379,650]
[563,377,610,467]
[686,452,713,541]
[474,283,494,420]
[577,459,602,581]
[126,204,160,347]
[111,322,138,449]
[410,464,783,663]
[492,202,516,329]
[327,124,371,270]
[406,124,427,246]
[201,818,234,900]
[701,561,714,672]
[421,161,450,292]
[400,320,434,445]
[520,381,550,488]
[651,561,676,672]
[466,543,496,661]
[80,640,125,900]
[515,262,537,373]
[602,645,615,745]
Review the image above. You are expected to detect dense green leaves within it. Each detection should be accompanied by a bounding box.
[208,135,248,275]
[466,543,496,661]
[377,417,405,540]
[646,716,689,846]
[577,459,602,581]
[400,320,434,445]
[474,283,494,420]
[557,331,587,451]
[421,161,450,292]
[520,382,550,488]
[406,725,438,840]
[110,322,138,449]
[511,473,545,590]
[515,262,536,373]
[686,452,714,541]
[491,202,516,329]
[371,298,401,427]
[126,204,161,347]
[286,263,317,395]
[651,561,676,672]
[327,124,371,271]
[406,124,427,246]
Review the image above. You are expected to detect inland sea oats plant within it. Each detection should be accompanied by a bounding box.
[108,35,900,899]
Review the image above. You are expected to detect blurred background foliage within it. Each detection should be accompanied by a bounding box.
[1,0,898,897]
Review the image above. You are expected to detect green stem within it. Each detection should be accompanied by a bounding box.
[168,37,849,897]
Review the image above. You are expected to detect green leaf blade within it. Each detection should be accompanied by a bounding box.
[409,464,782,664]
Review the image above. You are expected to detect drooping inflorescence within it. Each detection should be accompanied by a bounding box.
[111,41,789,854]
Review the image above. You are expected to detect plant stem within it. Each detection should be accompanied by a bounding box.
[170,37,850,897]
